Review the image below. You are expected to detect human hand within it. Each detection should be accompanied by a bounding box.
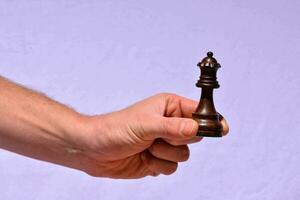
[72,93,229,179]
[0,77,228,179]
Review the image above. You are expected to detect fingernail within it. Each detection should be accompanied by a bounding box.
[180,120,198,136]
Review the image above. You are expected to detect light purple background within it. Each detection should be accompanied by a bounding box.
[0,1,299,199]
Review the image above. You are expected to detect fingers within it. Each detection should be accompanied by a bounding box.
[163,93,198,118]
[141,150,178,176]
[221,119,229,136]
[164,136,203,146]
[136,102,229,141]
[140,116,198,140]
[219,114,229,136]
[148,139,190,162]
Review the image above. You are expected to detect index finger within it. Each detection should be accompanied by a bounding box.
[164,94,198,118]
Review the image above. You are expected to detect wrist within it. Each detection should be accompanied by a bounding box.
[63,113,92,149]
[66,113,107,152]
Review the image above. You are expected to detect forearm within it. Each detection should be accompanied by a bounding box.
[0,76,87,168]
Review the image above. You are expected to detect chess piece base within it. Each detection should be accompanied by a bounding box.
[196,128,222,137]
[192,113,223,137]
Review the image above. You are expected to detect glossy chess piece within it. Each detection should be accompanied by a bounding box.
[192,52,223,137]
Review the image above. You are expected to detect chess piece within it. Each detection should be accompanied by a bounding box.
[192,52,223,137]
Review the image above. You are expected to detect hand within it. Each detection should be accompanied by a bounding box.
[0,77,228,179]
[73,93,229,179]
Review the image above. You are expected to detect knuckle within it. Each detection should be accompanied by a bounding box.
[157,92,174,98]
[165,163,178,175]
[157,93,179,104]
[163,93,180,104]
[180,147,190,161]
[150,171,160,177]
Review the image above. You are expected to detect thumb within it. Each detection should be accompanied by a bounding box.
[139,116,198,140]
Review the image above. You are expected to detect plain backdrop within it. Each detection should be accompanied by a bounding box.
[0,0,299,200]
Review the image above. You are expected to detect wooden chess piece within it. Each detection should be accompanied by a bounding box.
[192,52,223,137]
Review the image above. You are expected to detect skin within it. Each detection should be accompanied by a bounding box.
[0,76,229,179]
